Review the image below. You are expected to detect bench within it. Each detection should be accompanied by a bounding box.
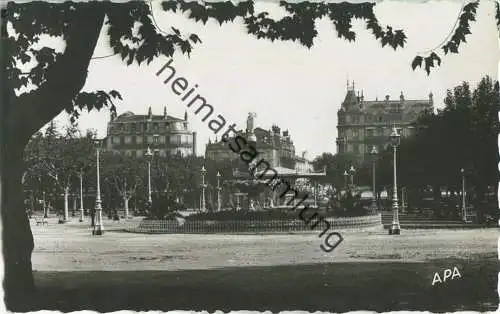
[34,216,48,226]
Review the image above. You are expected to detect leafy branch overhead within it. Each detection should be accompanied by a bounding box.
[412,1,480,75]
[163,1,406,50]
[3,1,201,119]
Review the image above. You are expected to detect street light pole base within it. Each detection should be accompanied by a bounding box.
[92,228,104,236]
[389,225,401,235]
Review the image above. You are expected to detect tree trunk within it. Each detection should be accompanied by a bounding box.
[72,194,77,217]
[1,4,106,308]
[63,186,69,221]
[2,139,35,308]
[124,195,129,218]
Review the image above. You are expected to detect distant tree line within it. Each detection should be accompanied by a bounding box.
[22,124,241,218]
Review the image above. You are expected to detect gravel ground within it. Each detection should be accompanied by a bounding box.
[31,217,498,271]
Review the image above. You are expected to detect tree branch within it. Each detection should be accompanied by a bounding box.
[6,3,106,143]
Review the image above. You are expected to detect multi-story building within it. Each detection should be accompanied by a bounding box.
[205,113,306,170]
[294,151,314,173]
[105,106,196,157]
[336,82,433,164]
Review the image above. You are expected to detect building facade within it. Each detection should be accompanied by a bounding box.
[205,113,312,171]
[336,82,434,164]
[105,106,196,157]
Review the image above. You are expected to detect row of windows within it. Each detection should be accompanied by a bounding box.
[111,134,193,145]
[339,115,403,124]
[339,127,415,139]
[120,148,192,158]
[342,144,387,154]
[111,121,188,133]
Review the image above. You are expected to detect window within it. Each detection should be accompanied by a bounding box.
[378,116,383,122]
[347,144,353,152]
[136,136,143,144]
[136,150,143,157]
[153,123,159,132]
[113,136,120,144]
[124,136,132,144]
[147,136,153,144]
[153,135,159,144]
[159,136,166,144]
[131,124,136,133]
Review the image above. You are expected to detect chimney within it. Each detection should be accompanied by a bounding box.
[385,95,390,101]
[184,111,188,121]
[148,106,152,120]
[429,92,434,103]
[163,106,167,119]
[400,91,404,101]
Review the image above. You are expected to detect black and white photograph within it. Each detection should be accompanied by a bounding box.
[1,0,499,312]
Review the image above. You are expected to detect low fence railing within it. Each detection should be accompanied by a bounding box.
[128,214,382,234]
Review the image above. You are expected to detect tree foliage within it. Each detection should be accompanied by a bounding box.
[376,76,499,218]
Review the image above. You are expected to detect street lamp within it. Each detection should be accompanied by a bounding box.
[93,139,104,236]
[461,168,467,222]
[216,171,221,212]
[370,146,378,211]
[144,147,153,204]
[349,165,356,187]
[42,191,47,218]
[79,168,84,222]
[201,166,207,212]
[389,127,401,235]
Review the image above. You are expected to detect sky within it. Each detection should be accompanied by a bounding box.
[44,0,499,160]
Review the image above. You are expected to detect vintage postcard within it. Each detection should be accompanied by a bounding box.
[1,0,498,312]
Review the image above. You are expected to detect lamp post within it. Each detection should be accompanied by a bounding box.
[201,166,206,212]
[93,140,104,235]
[42,191,47,218]
[461,168,467,222]
[343,170,349,189]
[389,127,401,235]
[349,165,356,187]
[216,171,221,212]
[145,147,153,204]
[370,146,378,211]
[79,168,84,222]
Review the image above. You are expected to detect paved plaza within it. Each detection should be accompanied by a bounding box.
[25,220,499,312]
[32,219,497,271]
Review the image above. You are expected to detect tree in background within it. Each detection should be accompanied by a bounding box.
[376,76,499,220]
[101,152,145,219]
